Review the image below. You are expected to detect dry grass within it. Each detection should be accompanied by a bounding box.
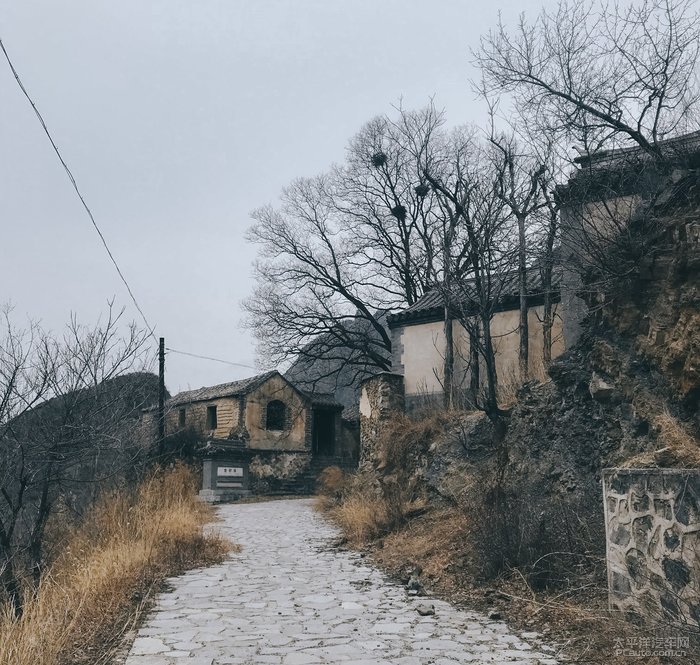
[331,494,390,544]
[376,410,462,472]
[316,465,346,497]
[317,467,426,546]
[373,506,471,586]
[497,364,548,409]
[623,407,700,468]
[365,505,692,663]
[0,462,232,665]
[315,466,348,513]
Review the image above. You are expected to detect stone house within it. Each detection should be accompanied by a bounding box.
[145,370,358,499]
[387,270,566,410]
[161,370,357,457]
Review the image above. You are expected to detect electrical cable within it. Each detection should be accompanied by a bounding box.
[0,35,158,343]
[1,36,260,375]
[166,347,257,370]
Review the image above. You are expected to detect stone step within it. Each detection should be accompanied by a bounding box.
[257,457,358,497]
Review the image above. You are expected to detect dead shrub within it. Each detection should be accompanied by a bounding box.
[0,462,232,665]
[332,494,389,544]
[465,473,605,590]
[377,410,462,472]
[324,467,427,545]
[317,465,346,497]
[314,465,348,513]
[328,469,387,544]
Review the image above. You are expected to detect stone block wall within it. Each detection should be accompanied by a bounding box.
[359,373,405,467]
[603,468,700,627]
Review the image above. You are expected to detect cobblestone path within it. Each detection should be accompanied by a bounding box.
[125,498,559,665]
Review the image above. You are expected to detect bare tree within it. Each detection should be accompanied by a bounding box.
[247,103,561,416]
[244,175,394,381]
[476,0,700,157]
[400,116,516,421]
[488,129,547,380]
[0,305,152,615]
[339,115,441,306]
[245,113,449,391]
[389,104,465,408]
[537,179,561,366]
[476,0,700,351]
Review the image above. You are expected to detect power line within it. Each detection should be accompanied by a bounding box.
[1,36,259,376]
[0,35,158,344]
[166,347,257,370]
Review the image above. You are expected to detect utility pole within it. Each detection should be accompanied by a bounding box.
[158,337,165,454]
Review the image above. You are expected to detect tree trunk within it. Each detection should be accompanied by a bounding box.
[29,465,53,587]
[469,324,480,409]
[542,265,553,366]
[518,214,529,381]
[540,191,559,368]
[0,549,23,618]
[481,314,500,422]
[443,306,454,410]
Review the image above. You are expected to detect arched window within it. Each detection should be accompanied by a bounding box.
[266,400,286,431]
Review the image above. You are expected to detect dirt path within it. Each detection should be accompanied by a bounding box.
[124,498,558,664]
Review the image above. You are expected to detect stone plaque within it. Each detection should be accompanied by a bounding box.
[218,466,243,477]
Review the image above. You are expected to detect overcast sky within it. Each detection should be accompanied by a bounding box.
[0,0,553,395]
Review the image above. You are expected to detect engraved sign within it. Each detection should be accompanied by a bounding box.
[217,466,243,477]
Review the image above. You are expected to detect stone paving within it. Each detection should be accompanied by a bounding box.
[125,498,560,665]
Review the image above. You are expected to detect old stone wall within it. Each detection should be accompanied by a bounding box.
[248,450,312,494]
[604,468,700,627]
[245,375,309,451]
[359,373,405,467]
[338,418,360,463]
[165,397,241,440]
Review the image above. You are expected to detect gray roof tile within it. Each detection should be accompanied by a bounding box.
[168,370,278,407]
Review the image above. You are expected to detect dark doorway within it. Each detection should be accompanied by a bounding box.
[312,410,335,456]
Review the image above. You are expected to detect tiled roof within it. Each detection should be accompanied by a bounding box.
[388,266,561,327]
[166,371,343,410]
[168,370,278,407]
[574,130,700,171]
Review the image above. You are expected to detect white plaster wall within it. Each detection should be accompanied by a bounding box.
[398,304,565,398]
[359,387,371,418]
[400,320,446,395]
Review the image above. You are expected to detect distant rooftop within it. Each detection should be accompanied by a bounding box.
[168,371,278,407]
[388,265,561,327]
[165,370,343,410]
[574,130,700,172]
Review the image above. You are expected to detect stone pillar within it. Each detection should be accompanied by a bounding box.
[359,373,405,467]
[603,468,700,627]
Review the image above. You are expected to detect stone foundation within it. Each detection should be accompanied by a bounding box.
[603,468,700,627]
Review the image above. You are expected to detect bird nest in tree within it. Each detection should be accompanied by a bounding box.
[391,205,407,222]
[371,152,387,168]
[414,184,430,197]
